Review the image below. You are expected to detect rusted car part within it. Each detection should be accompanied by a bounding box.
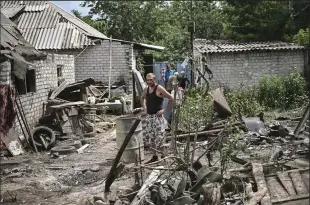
[31,126,56,151]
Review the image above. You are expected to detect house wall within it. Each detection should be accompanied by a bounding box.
[55,41,142,94]
[194,49,306,89]
[0,54,75,137]
[75,41,131,85]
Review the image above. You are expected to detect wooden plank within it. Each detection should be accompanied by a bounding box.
[271,193,310,204]
[49,80,69,100]
[130,166,163,205]
[277,172,297,196]
[266,176,289,202]
[289,171,309,195]
[252,163,272,205]
[300,171,309,191]
[0,128,25,156]
[50,101,85,109]
[245,187,267,205]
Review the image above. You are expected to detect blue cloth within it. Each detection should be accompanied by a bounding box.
[165,69,175,83]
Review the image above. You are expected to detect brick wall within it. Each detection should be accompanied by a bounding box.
[194,50,306,89]
[0,53,75,137]
[74,41,131,84]
[50,42,143,94]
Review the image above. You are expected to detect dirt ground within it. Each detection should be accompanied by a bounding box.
[1,128,137,205]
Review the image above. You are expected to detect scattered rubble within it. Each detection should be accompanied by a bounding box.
[1,73,309,205]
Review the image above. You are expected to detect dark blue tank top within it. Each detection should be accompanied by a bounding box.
[146,85,164,114]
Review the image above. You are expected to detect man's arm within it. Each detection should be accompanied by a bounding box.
[158,85,173,112]
[140,87,147,111]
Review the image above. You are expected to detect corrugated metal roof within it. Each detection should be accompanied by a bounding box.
[0,12,45,58]
[1,1,108,50]
[1,5,25,18]
[194,39,306,54]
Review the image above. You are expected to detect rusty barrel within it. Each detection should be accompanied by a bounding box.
[115,115,144,163]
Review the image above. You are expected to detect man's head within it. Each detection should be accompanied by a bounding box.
[181,71,185,77]
[166,63,171,71]
[170,64,176,70]
[146,73,156,87]
[174,72,179,77]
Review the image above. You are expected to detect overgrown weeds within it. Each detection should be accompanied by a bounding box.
[178,87,214,132]
[226,71,308,116]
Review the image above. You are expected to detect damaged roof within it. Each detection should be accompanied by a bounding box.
[1,12,46,80]
[0,12,45,59]
[1,1,164,52]
[194,39,306,54]
[1,1,108,50]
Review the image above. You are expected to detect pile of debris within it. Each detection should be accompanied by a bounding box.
[1,78,129,158]
[93,89,309,205]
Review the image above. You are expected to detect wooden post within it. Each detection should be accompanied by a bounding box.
[252,163,272,205]
[108,36,112,100]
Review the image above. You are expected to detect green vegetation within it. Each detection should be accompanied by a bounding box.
[179,87,214,132]
[73,1,310,61]
[226,71,308,116]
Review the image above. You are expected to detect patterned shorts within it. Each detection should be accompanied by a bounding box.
[142,114,166,151]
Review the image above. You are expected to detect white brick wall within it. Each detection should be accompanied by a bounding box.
[194,50,306,89]
[0,53,75,136]
[74,41,131,85]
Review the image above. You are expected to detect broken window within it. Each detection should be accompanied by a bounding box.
[57,65,63,77]
[15,69,36,95]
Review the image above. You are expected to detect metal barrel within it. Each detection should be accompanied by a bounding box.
[115,115,144,163]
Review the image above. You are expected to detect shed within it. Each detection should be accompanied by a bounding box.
[194,39,307,89]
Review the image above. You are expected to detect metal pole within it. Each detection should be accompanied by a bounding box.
[108,36,112,100]
[190,0,195,85]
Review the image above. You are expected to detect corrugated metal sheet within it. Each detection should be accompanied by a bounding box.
[1,1,107,50]
[1,1,164,51]
[1,5,25,18]
[0,12,44,58]
[194,39,306,54]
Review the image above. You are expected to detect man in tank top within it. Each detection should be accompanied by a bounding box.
[139,73,173,163]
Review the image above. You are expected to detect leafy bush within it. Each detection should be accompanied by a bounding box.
[226,71,308,116]
[226,85,262,117]
[293,28,310,45]
[258,71,308,109]
[179,87,214,131]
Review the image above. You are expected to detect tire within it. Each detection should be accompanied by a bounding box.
[32,126,56,150]
[51,146,76,155]
[83,130,96,138]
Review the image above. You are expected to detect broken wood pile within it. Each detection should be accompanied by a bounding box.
[96,93,309,205]
[0,77,129,158]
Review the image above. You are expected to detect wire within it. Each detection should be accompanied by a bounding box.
[74,44,89,59]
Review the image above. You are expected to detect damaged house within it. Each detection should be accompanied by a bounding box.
[1,1,164,94]
[0,12,75,142]
[194,39,307,89]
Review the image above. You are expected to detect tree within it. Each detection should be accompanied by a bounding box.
[293,28,310,45]
[72,9,107,35]
[79,1,225,61]
[222,0,293,41]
